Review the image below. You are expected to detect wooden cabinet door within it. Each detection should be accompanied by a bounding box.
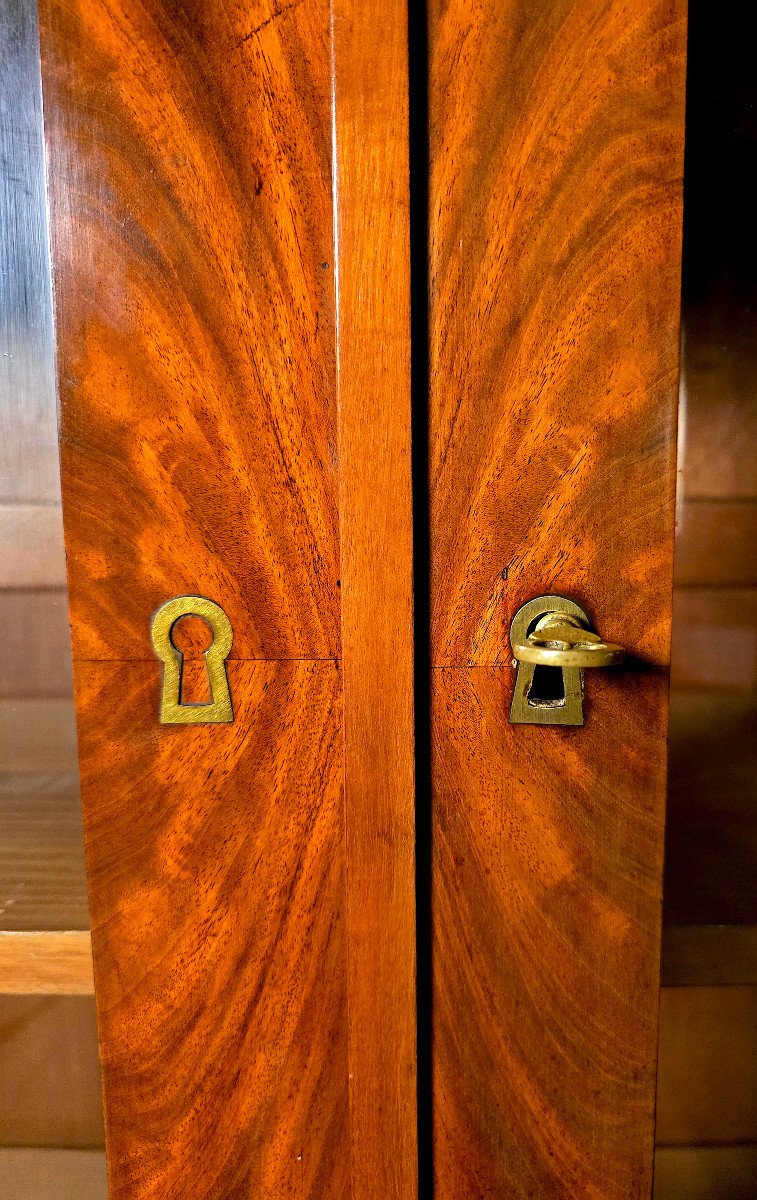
[428,1,686,1197]
[40,0,688,1194]
[39,2,417,1197]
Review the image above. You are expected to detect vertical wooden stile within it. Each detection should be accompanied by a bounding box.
[331,2,418,1197]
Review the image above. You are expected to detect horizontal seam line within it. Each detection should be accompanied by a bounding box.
[73,656,340,664]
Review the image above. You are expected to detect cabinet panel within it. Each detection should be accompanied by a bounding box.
[428,1,686,1195]
[41,0,340,663]
[76,660,349,1199]
[40,0,417,1195]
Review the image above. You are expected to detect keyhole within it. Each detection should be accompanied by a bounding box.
[170,615,214,705]
[527,664,566,708]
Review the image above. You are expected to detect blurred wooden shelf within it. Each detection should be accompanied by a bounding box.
[671,591,757,691]
[0,699,89,934]
[662,925,757,986]
[664,689,757,926]
[674,501,757,588]
[0,995,104,1147]
[0,504,66,589]
[0,589,73,700]
[656,985,757,1148]
[0,932,93,994]
[0,1149,107,1200]
[654,1146,757,1200]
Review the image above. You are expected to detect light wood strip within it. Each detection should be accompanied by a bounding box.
[332,3,418,1196]
[0,931,94,993]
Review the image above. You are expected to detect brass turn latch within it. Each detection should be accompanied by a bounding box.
[509,594,625,726]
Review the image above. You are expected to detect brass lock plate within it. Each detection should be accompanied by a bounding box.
[508,595,590,726]
[151,595,234,725]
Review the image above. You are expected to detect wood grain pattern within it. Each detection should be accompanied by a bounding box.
[42,0,340,663]
[432,668,669,1196]
[331,3,417,1198]
[40,0,417,1194]
[39,1,340,1191]
[77,661,348,1199]
[428,1,686,1195]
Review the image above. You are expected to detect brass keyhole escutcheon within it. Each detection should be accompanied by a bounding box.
[150,596,234,725]
[508,595,625,727]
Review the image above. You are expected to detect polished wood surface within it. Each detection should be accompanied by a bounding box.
[40,0,348,1161]
[428,1,686,1195]
[42,0,340,665]
[331,2,417,1197]
[40,0,416,1194]
[77,661,349,1198]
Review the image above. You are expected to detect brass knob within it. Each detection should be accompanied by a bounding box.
[511,612,625,669]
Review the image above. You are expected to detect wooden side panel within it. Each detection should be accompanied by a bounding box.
[428,2,686,1197]
[331,3,418,1198]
